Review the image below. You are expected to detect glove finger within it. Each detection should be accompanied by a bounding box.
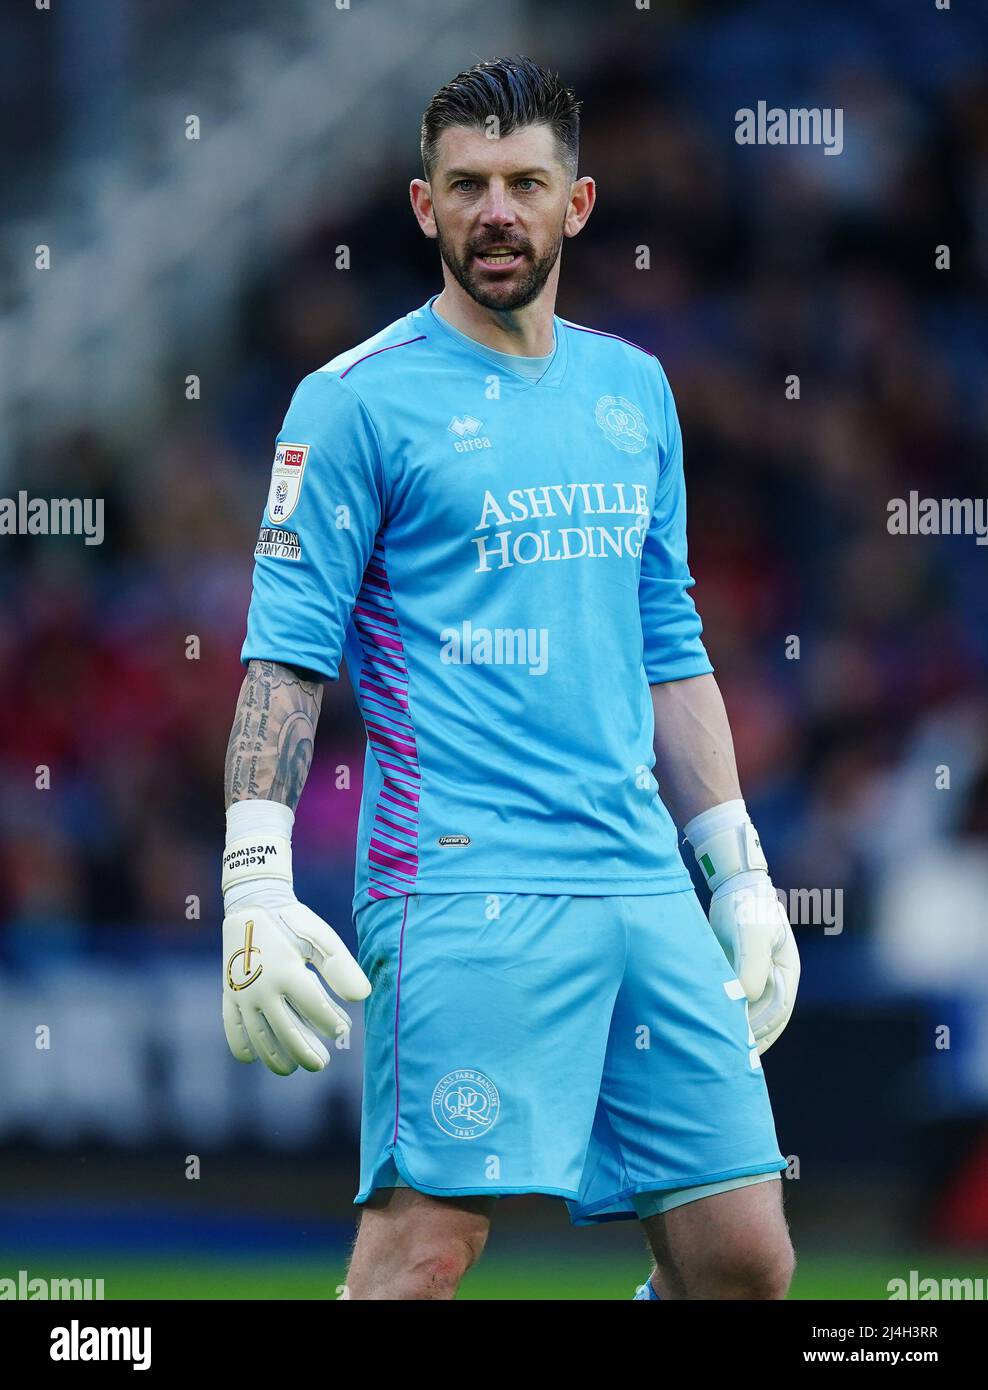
[287,966,354,1045]
[279,904,372,1001]
[222,990,257,1063]
[755,998,793,1054]
[263,995,331,1073]
[239,1002,299,1076]
[733,921,773,1004]
[751,953,799,1052]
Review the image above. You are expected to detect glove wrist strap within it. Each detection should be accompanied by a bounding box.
[684,801,768,893]
[222,834,293,894]
[222,799,295,896]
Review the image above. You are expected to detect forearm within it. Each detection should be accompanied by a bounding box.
[650,672,742,827]
[223,659,324,810]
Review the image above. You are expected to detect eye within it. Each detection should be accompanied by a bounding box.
[515,178,537,191]
[452,179,477,192]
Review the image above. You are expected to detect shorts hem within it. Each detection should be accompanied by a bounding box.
[354,1145,579,1206]
[567,1158,789,1226]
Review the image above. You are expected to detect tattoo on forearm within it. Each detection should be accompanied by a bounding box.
[224,660,324,809]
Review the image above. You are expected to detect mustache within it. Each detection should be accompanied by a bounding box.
[469,238,531,256]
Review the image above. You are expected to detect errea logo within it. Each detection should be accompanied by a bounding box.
[448,415,492,453]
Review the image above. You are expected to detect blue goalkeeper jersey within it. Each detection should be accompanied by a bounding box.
[242,296,713,909]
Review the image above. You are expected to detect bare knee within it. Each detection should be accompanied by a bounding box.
[403,1231,486,1298]
[687,1233,795,1300]
[347,1191,493,1300]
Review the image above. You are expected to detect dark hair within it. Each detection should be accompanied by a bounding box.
[421,56,580,180]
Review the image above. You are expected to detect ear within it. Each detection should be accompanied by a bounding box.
[410,179,438,239]
[564,176,596,238]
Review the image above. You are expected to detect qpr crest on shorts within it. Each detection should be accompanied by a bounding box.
[431,1068,500,1140]
[594,395,649,454]
[266,441,309,523]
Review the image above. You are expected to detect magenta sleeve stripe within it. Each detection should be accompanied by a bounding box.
[381,772,420,793]
[361,658,408,684]
[372,831,414,857]
[381,787,420,812]
[360,671,409,697]
[370,663,409,685]
[377,810,418,835]
[368,843,416,869]
[562,321,657,358]
[380,783,419,806]
[364,710,415,738]
[369,838,417,866]
[356,627,404,655]
[369,849,417,879]
[382,777,420,799]
[371,728,418,756]
[375,807,418,832]
[361,686,413,715]
[369,848,417,875]
[362,701,412,728]
[360,686,411,717]
[362,705,412,733]
[374,821,417,849]
[353,605,399,628]
[339,335,428,379]
[375,830,417,856]
[359,581,392,603]
[353,534,421,899]
[377,756,418,778]
[377,786,419,807]
[372,817,414,839]
[354,599,398,622]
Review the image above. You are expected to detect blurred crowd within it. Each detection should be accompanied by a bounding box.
[0,7,986,988]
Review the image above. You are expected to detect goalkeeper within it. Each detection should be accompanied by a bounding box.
[222,56,799,1301]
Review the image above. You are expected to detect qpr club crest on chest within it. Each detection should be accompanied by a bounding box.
[594,395,649,454]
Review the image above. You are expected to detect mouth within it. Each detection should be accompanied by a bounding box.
[473,247,525,271]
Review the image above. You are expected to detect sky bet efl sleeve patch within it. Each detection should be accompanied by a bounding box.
[266,442,309,523]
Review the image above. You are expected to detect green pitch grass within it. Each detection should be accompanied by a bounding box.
[3,1252,983,1300]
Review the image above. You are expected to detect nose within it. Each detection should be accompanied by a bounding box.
[480,182,515,228]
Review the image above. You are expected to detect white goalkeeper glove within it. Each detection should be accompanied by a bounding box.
[221,800,371,1075]
[685,799,799,1054]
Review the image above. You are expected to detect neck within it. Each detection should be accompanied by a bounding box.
[433,268,558,356]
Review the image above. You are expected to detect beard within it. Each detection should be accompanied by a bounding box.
[435,218,564,312]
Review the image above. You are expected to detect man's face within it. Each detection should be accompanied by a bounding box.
[425,123,575,312]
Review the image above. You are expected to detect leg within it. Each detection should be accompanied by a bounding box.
[346,1187,495,1300]
[642,1176,794,1300]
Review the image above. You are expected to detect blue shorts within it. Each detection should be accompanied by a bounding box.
[353,890,787,1224]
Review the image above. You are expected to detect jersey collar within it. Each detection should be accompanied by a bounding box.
[413,294,569,391]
